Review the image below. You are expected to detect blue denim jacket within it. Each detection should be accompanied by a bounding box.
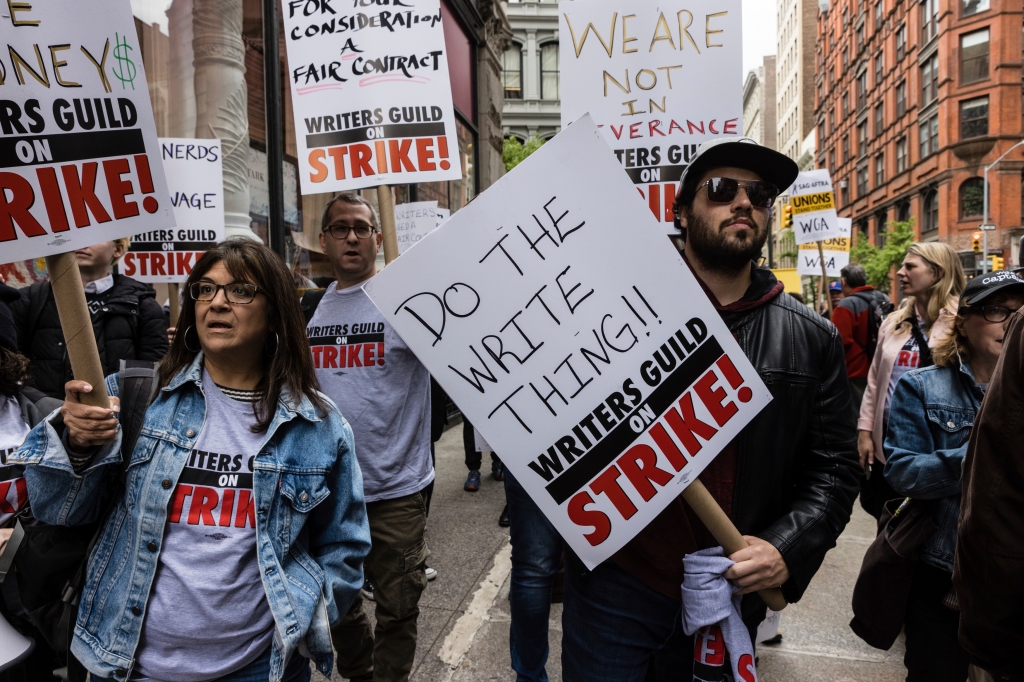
[883,361,983,573]
[11,354,371,681]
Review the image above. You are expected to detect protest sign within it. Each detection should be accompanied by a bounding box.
[394,200,438,254]
[363,116,772,567]
[123,139,224,283]
[281,0,462,194]
[435,207,449,228]
[797,217,851,277]
[559,0,742,230]
[789,169,841,245]
[0,0,174,262]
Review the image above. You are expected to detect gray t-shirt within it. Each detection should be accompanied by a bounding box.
[134,371,274,682]
[307,281,433,503]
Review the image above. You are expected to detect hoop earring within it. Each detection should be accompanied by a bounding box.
[265,332,279,358]
[183,326,201,353]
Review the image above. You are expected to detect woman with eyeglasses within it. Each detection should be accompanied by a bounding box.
[11,239,370,682]
[882,271,1024,681]
[856,242,966,518]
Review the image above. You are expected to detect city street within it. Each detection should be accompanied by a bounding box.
[314,421,907,682]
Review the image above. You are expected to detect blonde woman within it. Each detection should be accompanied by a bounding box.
[856,242,966,518]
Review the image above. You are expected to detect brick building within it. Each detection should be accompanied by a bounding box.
[815,0,1023,273]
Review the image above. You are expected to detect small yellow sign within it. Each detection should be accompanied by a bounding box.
[791,191,836,214]
[799,236,849,251]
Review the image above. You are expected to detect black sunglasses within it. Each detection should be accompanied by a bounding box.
[698,177,779,209]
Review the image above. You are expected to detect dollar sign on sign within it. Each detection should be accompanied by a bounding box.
[113,32,137,90]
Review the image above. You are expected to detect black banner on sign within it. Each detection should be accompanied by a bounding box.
[544,335,723,505]
[307,332,385,346]
[622,164,688,185]
[306,122,445,149]
[130,241,217,252]
[0,129,146,168]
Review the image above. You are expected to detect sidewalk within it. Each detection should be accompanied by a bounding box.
[316,424,907,681]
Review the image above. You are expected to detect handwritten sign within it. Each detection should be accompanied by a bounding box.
[559,0,742,230]
[0,0,174,263]
[797,217,851,277]
[790,169,841,245]
[363,116,771,566]
[395,200,438,254]
[123,139,224,283]
[281,0,462,193]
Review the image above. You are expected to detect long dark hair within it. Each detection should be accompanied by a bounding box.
[159,238,328,432]
[0,347,31,398]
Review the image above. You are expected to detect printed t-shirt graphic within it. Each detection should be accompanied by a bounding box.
[307,281,433,503]
[0,395,31,526]
[134,372,274,682]
[884,324,924,423]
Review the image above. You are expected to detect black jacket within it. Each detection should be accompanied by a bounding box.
[11,275,168,399]
[721,272,860,614]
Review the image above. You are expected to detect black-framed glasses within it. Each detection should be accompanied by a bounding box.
[323,223,376,240]
[190,281,260,304]
[962,304,1021,323]
[698,177,779,209]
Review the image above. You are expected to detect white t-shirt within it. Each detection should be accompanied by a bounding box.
[307,281,433,503]
[0,395,31,526]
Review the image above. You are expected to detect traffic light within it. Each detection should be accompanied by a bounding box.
[972,233,982,253]
[989,255,1004,271]
[782,204,793,229]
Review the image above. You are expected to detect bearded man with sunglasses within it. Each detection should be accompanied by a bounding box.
[561,138,861,681]
[300,192,435,682]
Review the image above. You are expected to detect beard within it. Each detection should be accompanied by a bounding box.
[684,207,769,274]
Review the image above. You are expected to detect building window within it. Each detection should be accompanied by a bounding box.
[842,180,851,206]
[960,178,985,218]
[858,121,868,156]
[920,53,939,106]
[830,65,836,90]
[540,43,559,100]
[921,0,939,45]
[857,23,866,51]
[858,165,870,196]
[843,135,850,162]
[842,47,849,72]
[920,114,939,157]
[962,0,989,17]
[842,92,850,117]
[896,24,907,61]
[843,7,849,28]
[830,149,837,172]
[857,71,868,110]
[922,190,939,234]
[875,101,885,135]
[896,136,908,173]
[875,0,884,30]
[960,29,990,84]
[817,81,823,106]
[503,46,522,99]
[896,80,907,117]
[960,97,989,139]
[875,212,888,245]
[874,52,884,86]
[829,109,835,134]
[818,120,825,146]
[875,153,885,185]
[898,201,911,222]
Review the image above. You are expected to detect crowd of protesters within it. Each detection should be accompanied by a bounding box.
[0,135,1022,682]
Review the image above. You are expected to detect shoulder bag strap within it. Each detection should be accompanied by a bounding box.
[0,519,26,584]
[301,288,328,325]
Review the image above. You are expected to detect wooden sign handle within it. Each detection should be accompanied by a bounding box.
[818,240,833,317]
[377,185,398,265]
[682,479,788,612]
[44,253,110,408]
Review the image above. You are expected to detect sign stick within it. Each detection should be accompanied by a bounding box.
[377,185,398,265]
[168,283,181,327]
[43,253,110,408]
[682,480,788,611]
[817,241,833,316]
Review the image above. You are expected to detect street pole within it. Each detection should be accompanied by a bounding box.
[982,139,1024,274]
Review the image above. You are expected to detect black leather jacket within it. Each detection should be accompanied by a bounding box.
[724,284,860,615]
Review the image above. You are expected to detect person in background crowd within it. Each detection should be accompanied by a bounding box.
[10,239,369,682]
[11,239,168,399]
[559,137,860,681]
[789,291,806,305]
[955,276,1024,682]
[305,192,434,682]
[463,418,502,492]
[829,280,845,309]
[883,272,1024,681]
[832,263,893,415]
[857,243,965,519]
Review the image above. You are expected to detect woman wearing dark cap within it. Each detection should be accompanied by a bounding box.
[11,240,370,682]
[883,271,1024,680]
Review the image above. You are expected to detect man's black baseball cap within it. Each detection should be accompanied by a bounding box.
[676,137,801,202]
[958,270,1024,310]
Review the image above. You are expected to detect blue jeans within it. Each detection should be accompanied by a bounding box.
[504,470,563,682]
[562,561,693,682]
[97,647,312,682]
